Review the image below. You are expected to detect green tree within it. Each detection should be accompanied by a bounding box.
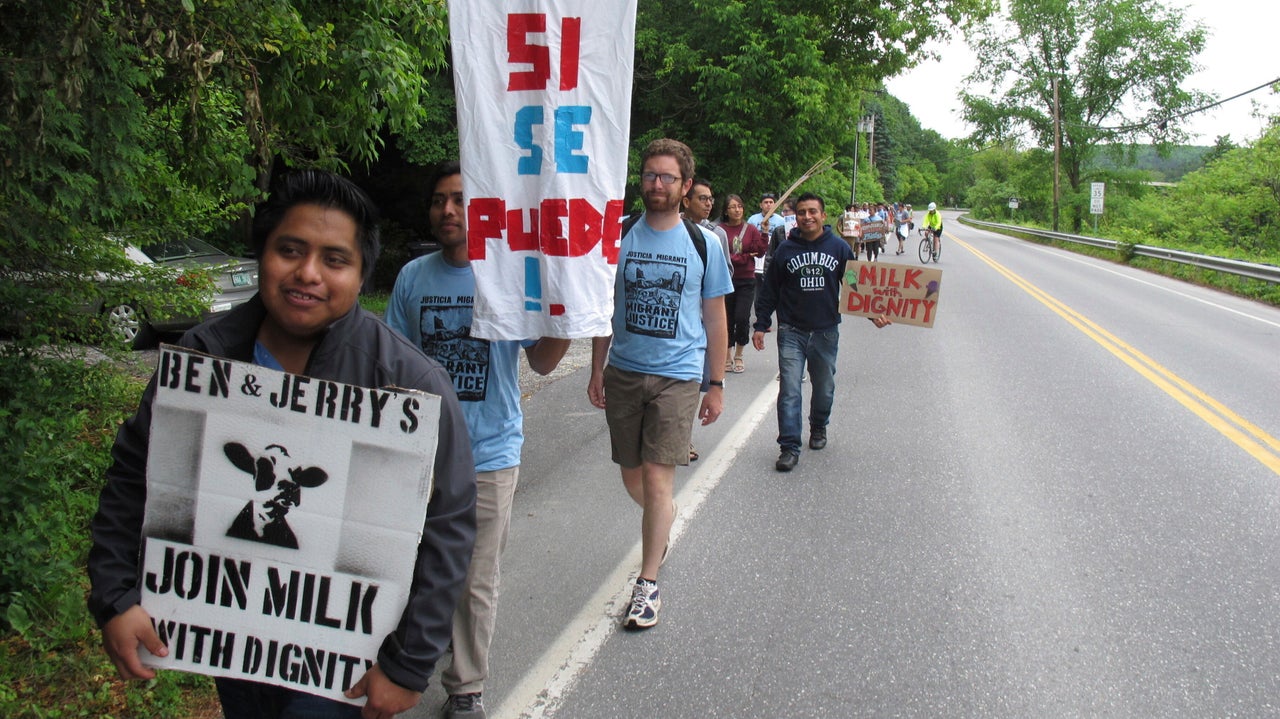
[1,0,452,348]
[960,0,1209,231]
[1201,134,1239,167]
[631,0,993,203]
[1150,124,1280,254]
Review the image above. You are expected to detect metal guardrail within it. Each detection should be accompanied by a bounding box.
[960,216,1280,284]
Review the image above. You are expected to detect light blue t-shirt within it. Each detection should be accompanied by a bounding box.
[385,253,532,472]
[608,217,733,382]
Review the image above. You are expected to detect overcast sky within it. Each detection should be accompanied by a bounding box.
[889,0,1280,145]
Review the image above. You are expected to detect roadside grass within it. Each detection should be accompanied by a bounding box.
[959,217,1280,307]
[359,292,389,316]
[1,294,390,717]
[0,349,218,717]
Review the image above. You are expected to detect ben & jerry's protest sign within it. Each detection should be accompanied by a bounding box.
[840,260,943,328]
[450,1,639,340]
[139,346,440,704]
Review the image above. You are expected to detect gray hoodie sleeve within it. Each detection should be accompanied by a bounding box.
[374,361,477,692]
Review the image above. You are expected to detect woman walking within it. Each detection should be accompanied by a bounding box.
[720,194,768,373]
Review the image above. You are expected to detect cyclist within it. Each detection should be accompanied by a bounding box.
[923,202,943,261]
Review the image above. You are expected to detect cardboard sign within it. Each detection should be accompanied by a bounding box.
[840,260,942,328]
[450,1,638,340]
[139,347,440,704]
[857,219,887,243]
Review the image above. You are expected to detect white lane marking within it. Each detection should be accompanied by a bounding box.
[972,225,1280,329]
[493,379,780,719]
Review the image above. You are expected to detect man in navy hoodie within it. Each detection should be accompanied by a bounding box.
[752,192,890,472]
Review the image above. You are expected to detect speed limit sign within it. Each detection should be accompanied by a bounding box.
[1090,182,1105,215]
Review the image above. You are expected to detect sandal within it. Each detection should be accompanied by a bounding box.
[732,357,745,373]
[724,358,734,372]
[688,444,699,462]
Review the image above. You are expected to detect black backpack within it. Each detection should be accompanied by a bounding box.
[620,214,708,270]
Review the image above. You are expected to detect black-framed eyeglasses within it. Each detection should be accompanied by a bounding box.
[693,194,714,203]
[641,172,681,186]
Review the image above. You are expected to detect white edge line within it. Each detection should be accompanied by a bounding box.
[493,378,780,719]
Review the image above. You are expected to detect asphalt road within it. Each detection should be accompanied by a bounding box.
[403,212,1280,718]
[119,214,1280,717]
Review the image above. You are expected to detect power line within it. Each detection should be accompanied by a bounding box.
[1093,77,1279,132]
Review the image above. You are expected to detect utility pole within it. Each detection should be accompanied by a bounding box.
[1052,77,1061,232]
[849,129,859,207]
[849,114,874,206]
[868,115,876,167]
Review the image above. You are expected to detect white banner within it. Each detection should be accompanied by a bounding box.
[139,347,439,704]
[450,0,638,340]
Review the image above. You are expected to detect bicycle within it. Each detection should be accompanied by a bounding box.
[918,227,941,263]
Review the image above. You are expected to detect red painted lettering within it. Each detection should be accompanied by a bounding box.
[567,198,602,256]
[539,199,569,256]
[507,207,539,252]
[507,14,550,91]
[466,197,624,260]
[602,200,624,264]
[559,17,581,91]
[468,198,506,260]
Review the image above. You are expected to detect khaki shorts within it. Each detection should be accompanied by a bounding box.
[603,365,701,468]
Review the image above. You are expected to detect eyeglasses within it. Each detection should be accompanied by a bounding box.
[641,172,681,186]
[693,194,714,203]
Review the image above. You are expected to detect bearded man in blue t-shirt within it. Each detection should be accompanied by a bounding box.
[387,161,571,719]
[587,138,733,630]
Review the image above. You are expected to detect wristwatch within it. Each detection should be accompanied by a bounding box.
[708,380,724,388]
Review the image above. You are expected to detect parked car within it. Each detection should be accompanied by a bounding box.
[100,236,258,348]
[406,236,441,259]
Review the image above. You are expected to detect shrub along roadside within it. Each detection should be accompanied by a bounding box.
[0,347,216,717]
[2,297,388,716]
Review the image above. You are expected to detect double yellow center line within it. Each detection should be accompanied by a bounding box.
[957,236,1280,476]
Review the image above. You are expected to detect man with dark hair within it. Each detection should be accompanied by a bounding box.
[747,192,779,235]
[681,177,731,273]
[588,138,732,629]
[88,169,478,719]
[386,161,570,719]
[680,177,732,463]
[752,192,891,472]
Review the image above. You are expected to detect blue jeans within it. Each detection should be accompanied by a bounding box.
[215,678,362,719]
[776,324,839,453]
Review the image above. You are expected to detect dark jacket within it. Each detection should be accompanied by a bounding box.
[753,225,853,333]
[87,294,477,693]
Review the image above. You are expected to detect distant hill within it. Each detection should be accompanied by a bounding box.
[1089,144,1212,182]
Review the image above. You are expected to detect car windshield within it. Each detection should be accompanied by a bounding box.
[139,237,225,262]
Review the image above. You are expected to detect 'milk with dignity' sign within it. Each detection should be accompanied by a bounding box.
[840,261,943,328]
[139,346,440,704]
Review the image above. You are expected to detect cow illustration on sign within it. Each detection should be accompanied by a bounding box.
[223,442,328,549]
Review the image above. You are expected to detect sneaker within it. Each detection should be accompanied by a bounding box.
[442,693,486,718]
[933,253,939,261]
[809,426,827,450]
[775,449,799,472]
[624,578,661,629]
